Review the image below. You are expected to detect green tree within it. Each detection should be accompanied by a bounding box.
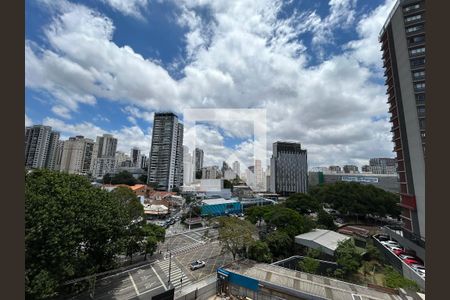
[109,187,144,263]
[223,179,233,189]
[298,257,320,274]
[265,231,293,259]
[284,193,321,214]
[264,206,314,237]
[217,217,256,260]
[317,209,337,230]
[310,182,400,219]
[245,206,270,226]
[335,239,362,278]
[138,174,148,184]
[111,171,138,186]
[384,266,419,291]
[25,170,128,299]
[248,240,272,263]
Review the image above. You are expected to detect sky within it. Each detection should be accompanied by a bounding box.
[25,0,397,171]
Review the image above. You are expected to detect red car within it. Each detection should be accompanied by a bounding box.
[403,258,421,265]
[393,248,405,256]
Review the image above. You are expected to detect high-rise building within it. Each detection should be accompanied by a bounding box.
[140,154,148,169]
[148,113,184,191]
[254,159,265,191]
[183,146,194,185]
[131,147,142,168]
[343,165,359,174]
[202,166,221,180]
[369,157,397,174]
[270,142,308,196]
[115,151,129,167]
[380,0,426,244]
[194,148,204,173]
[91,134,118,178]
[232,161,240,178]
[24,125,60,170]
[59,136,95,175]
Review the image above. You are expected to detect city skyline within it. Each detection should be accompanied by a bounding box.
[26,0,398,169]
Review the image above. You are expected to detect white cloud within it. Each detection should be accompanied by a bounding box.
[345,0,397,69]
[27,0,397,169]
[100,0,149,19]
[25,114,33,127]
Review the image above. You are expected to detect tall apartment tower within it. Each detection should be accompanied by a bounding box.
[194,148,204,172]
[24,125,60,170]
[91,134,118,179]
[131,147,141,168]
[59,136,95,175]
[148,113,184,191]
[270,142,308,196]
[380,0,426,246]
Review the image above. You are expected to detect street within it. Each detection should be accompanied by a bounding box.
[69,227,233,299]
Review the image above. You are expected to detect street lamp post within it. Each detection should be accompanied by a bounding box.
[168,251,172,285]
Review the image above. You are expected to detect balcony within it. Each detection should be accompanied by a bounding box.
[400,194,416,210]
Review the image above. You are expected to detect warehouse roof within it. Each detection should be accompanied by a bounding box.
[201,198,239,205]
[295,229,350,256]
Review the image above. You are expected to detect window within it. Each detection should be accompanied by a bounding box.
[411,58,425,67]
[410,47,425,55]
[409,35,425,44]
[413,70,425,78]
[417,107,425,116]
[415,82,425,90]
[406,24,424,33]
[419,119,426,130]
[404,3,420,12]
[416,93,425,102]
[405,14,422,22]
[421,132,426,138]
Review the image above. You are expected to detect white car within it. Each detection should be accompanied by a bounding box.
[190,260,206,270]
[381,240,399,247]
[399,254,416,260]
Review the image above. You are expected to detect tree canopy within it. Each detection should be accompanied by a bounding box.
[334,239,362,278]
[309,182,400,218]
[25,170,164,299]
[284,193,321,214]
[104,171,138,186]
[217,217,256,260]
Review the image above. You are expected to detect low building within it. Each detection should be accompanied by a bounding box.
[294,229,350,257]
[200,198,242,216]
[217,261,418,300]
[308,171,400,194]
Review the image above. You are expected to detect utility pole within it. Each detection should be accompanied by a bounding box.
[168,251,172,285]
[189,206,192,231]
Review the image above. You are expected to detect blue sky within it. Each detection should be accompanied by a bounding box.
[25,0,396,169]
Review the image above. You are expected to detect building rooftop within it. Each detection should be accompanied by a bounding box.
[223,261,407,300]
[295,229,351,256]
[201,198,239,205]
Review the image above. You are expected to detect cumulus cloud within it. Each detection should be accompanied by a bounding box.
[26,0,396,169]
[100,0,149,19]
[25,114,33,127]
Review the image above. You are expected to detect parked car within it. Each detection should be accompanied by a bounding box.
[190,260,206,270]
[399,254,423,264]
[381,240,399,247]
[376,234,390,241]
[403,258,422,265]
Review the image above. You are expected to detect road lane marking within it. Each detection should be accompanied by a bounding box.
[128,272,140,296]
[151,265,168,290]
[182,233,202,243]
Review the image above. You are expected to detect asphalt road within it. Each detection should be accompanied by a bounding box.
[68,227,231,300]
